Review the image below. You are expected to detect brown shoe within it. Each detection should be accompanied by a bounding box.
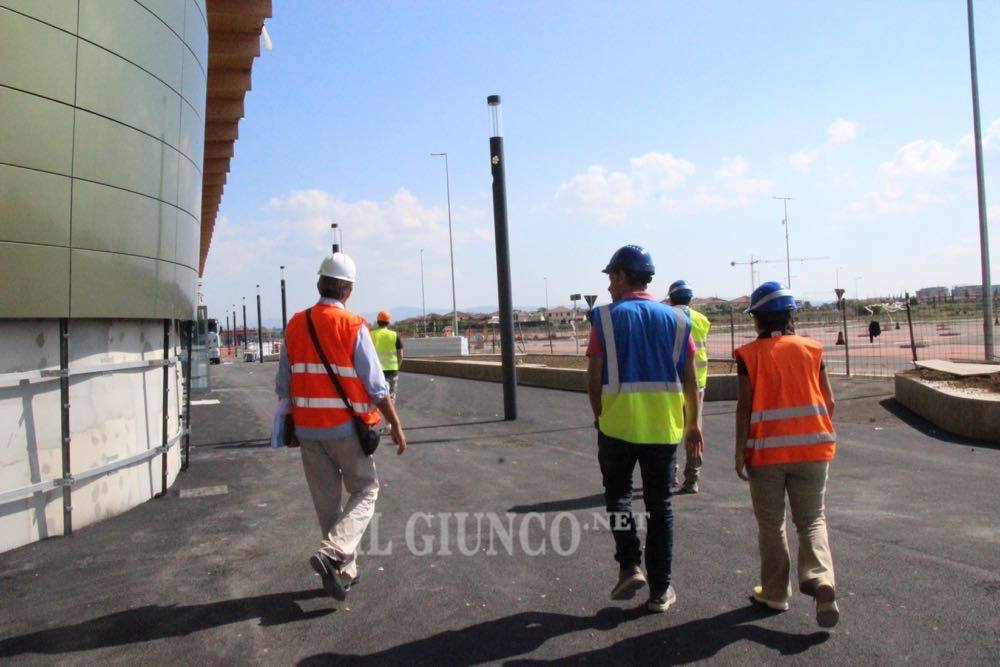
[813,583,839,628]
[610,565,646,600]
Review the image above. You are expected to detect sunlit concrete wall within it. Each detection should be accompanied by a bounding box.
[0,320,184,551]
[0,1,205,552]
[0,0,206,317]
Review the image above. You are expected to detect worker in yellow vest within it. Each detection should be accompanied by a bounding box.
[668,280,710,494]
[587,246,703,613]
[370,311,403,401]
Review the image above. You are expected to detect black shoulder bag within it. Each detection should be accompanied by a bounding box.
[306,308,381,456]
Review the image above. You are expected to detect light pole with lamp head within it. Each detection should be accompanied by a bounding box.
[279,265,288,337]
[488,94,517,420]
[431,152,458,337]
[255,284,263,364]
[774,196,793,288]
[419,248,427,336]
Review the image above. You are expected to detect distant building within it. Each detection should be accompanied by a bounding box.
[952,284,1000,300]
[916,286,949,303]
[545,306,585,325]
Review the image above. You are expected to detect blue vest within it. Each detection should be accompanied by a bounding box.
[592,298,690,444]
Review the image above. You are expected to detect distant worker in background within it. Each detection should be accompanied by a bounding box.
[667,279,710,494]
[587,244,703,613]
[734,281,839,628]
[867,319,881,344]
[370,311,403,401]
[275,252,407,602]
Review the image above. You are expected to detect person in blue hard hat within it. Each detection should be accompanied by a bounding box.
[734,281,839,628]
[667,279,711,494]
[586,244,703,613]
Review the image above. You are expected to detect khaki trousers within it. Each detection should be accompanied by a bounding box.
[300,434,379,579]
[749,461,835,601]
[670,387,705,488]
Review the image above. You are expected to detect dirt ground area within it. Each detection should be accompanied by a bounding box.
[904,368,1000,395]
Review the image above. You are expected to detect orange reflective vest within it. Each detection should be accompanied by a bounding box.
[735,334,835,468]
[285,304,381,431]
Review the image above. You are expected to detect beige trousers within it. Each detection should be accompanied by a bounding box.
[749,461,835,601]
[300,434,379,579]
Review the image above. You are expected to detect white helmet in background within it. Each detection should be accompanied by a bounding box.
[318,252,356,283]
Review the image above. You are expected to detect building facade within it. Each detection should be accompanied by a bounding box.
[951,284,1000,301]
[0,0,268,552]
[915,286,950,303]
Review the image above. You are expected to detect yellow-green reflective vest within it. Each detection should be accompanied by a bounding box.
[686,307,711,388]
[370,327,400,371]
[594,299,689,445]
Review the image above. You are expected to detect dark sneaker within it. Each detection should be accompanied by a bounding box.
[676,484,699,495]
[647,585,677,613]
[610,565,647,600]
[310,552,349,601]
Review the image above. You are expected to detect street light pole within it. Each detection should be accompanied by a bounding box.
[279,265,288,337]
[488,94,517,420]
[331,223,341,253]
[241,297,247,354]
[419,248,427,336]
[545,277,553,354]
[432,152,459,337]
[256,284,263,364]
[774,196,793,287]
[966,0,995,360]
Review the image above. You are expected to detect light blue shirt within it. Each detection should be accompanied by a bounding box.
[275,298,389,440]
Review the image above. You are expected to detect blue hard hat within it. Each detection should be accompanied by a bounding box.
[668,279,693,300]
[603,245,655,275]
[746,281,797,314]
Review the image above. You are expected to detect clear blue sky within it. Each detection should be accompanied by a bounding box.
[203,0,999,323]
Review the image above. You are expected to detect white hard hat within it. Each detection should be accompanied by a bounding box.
[318,252,357,283]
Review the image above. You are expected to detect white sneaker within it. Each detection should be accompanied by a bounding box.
[751,585,790,611]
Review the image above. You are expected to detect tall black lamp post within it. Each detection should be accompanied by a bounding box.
[489,94,517,420]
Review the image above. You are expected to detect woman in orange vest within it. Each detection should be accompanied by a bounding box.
[734,281,839,628]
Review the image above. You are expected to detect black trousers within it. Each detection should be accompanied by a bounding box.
[597,431,677,594]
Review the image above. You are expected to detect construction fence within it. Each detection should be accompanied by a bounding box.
[482,298,998,378]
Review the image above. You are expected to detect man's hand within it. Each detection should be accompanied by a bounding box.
[684,425,704,460]
[391,423,407,455]
[735,454,750,481]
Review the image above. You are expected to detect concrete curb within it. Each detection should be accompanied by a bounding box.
[402,358,738,401]
[894,373,1000,443]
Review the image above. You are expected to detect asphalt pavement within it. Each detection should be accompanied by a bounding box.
[1,362,998,665]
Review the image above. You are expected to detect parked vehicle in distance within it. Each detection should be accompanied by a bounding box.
[207,330,221,364]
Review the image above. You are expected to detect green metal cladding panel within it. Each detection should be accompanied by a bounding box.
[0,0,77,33]
[184,0,208,70]
[0,86,74,175]
[78,0,184,91]
[0,242,70,317]
[75,40,182,150]
[0,1,204,320]
[0,7,76,104]
[0,164,71,246]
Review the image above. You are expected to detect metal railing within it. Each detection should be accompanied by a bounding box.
[1,318,197,537]
[0,428,188,505]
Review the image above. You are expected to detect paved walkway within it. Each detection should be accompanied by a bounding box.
[1,364,998,664]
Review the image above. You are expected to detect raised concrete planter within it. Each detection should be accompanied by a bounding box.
[402,359,737,400]
[894,373,1000,443]
[405,337,469,357]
